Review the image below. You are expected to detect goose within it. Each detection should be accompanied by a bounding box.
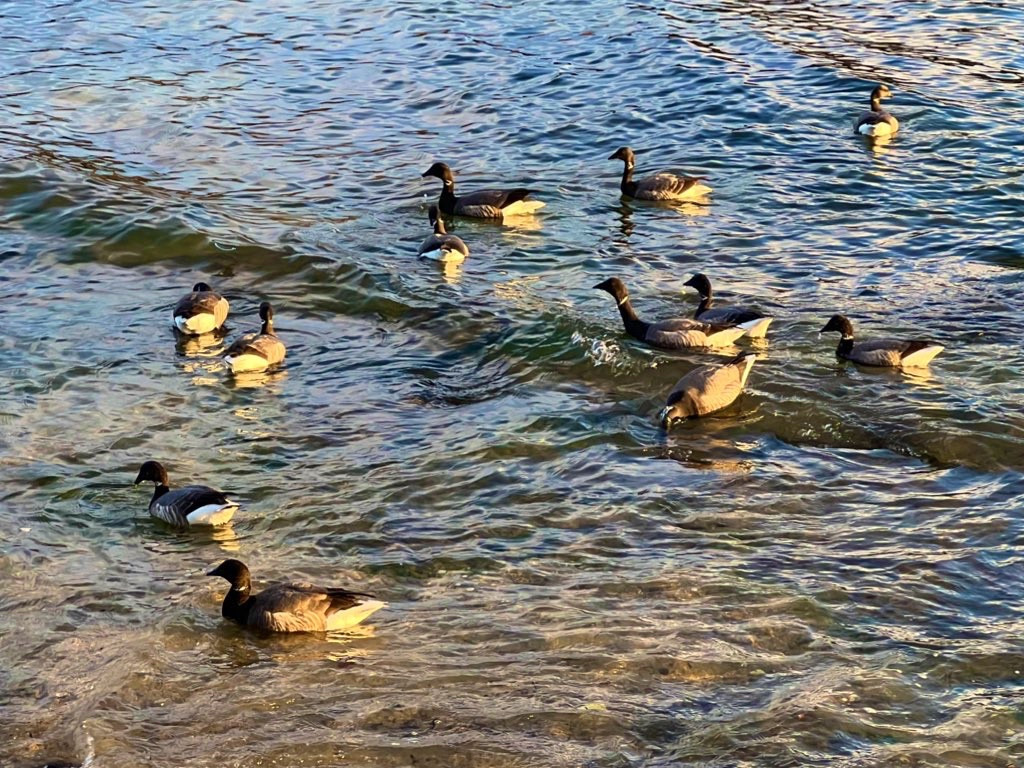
[421,161,545,219]
[820,315,943,367]
[133,460,238,527]
[417,205,469,263]
[609,146,711,201]
[659,352,757,426]
[594,277,757,350]
[854,84,899,137]
[682,273,773,338]
[172,282,229,335]
[223,302,286,374]
[207,559,386,633]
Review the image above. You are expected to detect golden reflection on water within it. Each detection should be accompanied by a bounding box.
[175,331,227,356]
[210,522,240,552]
[226,368,288,390]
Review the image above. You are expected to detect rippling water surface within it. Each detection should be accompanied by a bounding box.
[2,1,1024,766]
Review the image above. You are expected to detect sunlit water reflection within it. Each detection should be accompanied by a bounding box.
[2,1,1024,766]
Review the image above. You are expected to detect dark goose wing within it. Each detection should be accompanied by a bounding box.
[847,338,937,366]
[633,172,705,201]
[224,332,286,366]
[856,110,899,132]
[697,306,765,325]
[454,188,533,218]
[644,317,745,349]
[667,355,752,416]
[174,291,223,319]
[418,233,469,259]
[247,583,374,632]
[150,485,234,527]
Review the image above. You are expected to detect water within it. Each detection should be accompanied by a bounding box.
[2,1,1023,765]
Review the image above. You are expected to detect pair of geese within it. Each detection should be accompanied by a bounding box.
[593,275,943,427]
[173,283,286,373]
[132,460,385,633]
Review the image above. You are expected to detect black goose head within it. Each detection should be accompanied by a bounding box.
[608,146,635,167]
[821,314,855,337]
[659,389,696,427]
[870,84,892,109]
[421,162,454,185]
[593,277,630,303]
[259,301,274,324]
[683,273,712,298]
[207,558,251,589]
[134,460,169,486]
[192,281,214,293]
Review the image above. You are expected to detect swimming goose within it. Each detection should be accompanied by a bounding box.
[207,559,386,633]
[854,84,899,137]
[594,277,755,350]
[421,162,545,219]
[173,282,229,335]
[820,315,943,367]
[417,205,469,263]
[660,352,757,426]
[609,146,711,201]
[682,273,773,338]
[223,302,286,373]
[134,460,238,527]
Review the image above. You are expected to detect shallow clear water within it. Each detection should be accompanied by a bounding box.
[2,1,1024,766]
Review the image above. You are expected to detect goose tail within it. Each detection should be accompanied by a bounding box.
[501,199,546,217]
[186,501,239,526]
[326,599,387,631]
[900,344,944,368]
[704,326,746,347]
[737,316,773,338]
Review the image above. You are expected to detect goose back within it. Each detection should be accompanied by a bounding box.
[173,285,229,335]
[150,485,237,527]
[661,352,756,423]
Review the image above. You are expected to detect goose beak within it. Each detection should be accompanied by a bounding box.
[206,567,219,576]
[658,406,673,427]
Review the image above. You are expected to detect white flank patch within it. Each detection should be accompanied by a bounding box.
[419,247,445,261]
[175,313,218,334]
[226,353,269,373]
[421,247,466,264]
[326,599,387,631]
[186,502,238,526]
[859,123,893,137]
[901,345,944,368]
[501,199,546,217]
[738,317,773,338]
[705,327,746,347]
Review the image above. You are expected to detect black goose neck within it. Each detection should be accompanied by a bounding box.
[837,336,854,358]
[438,183,457,215]
[151,484,170,504]
[696,295,713,317]
[870,95,881,112]
[619,162,636,197]
[221,581,253,622]
[615,297,648,339]
[261,318,274,335]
